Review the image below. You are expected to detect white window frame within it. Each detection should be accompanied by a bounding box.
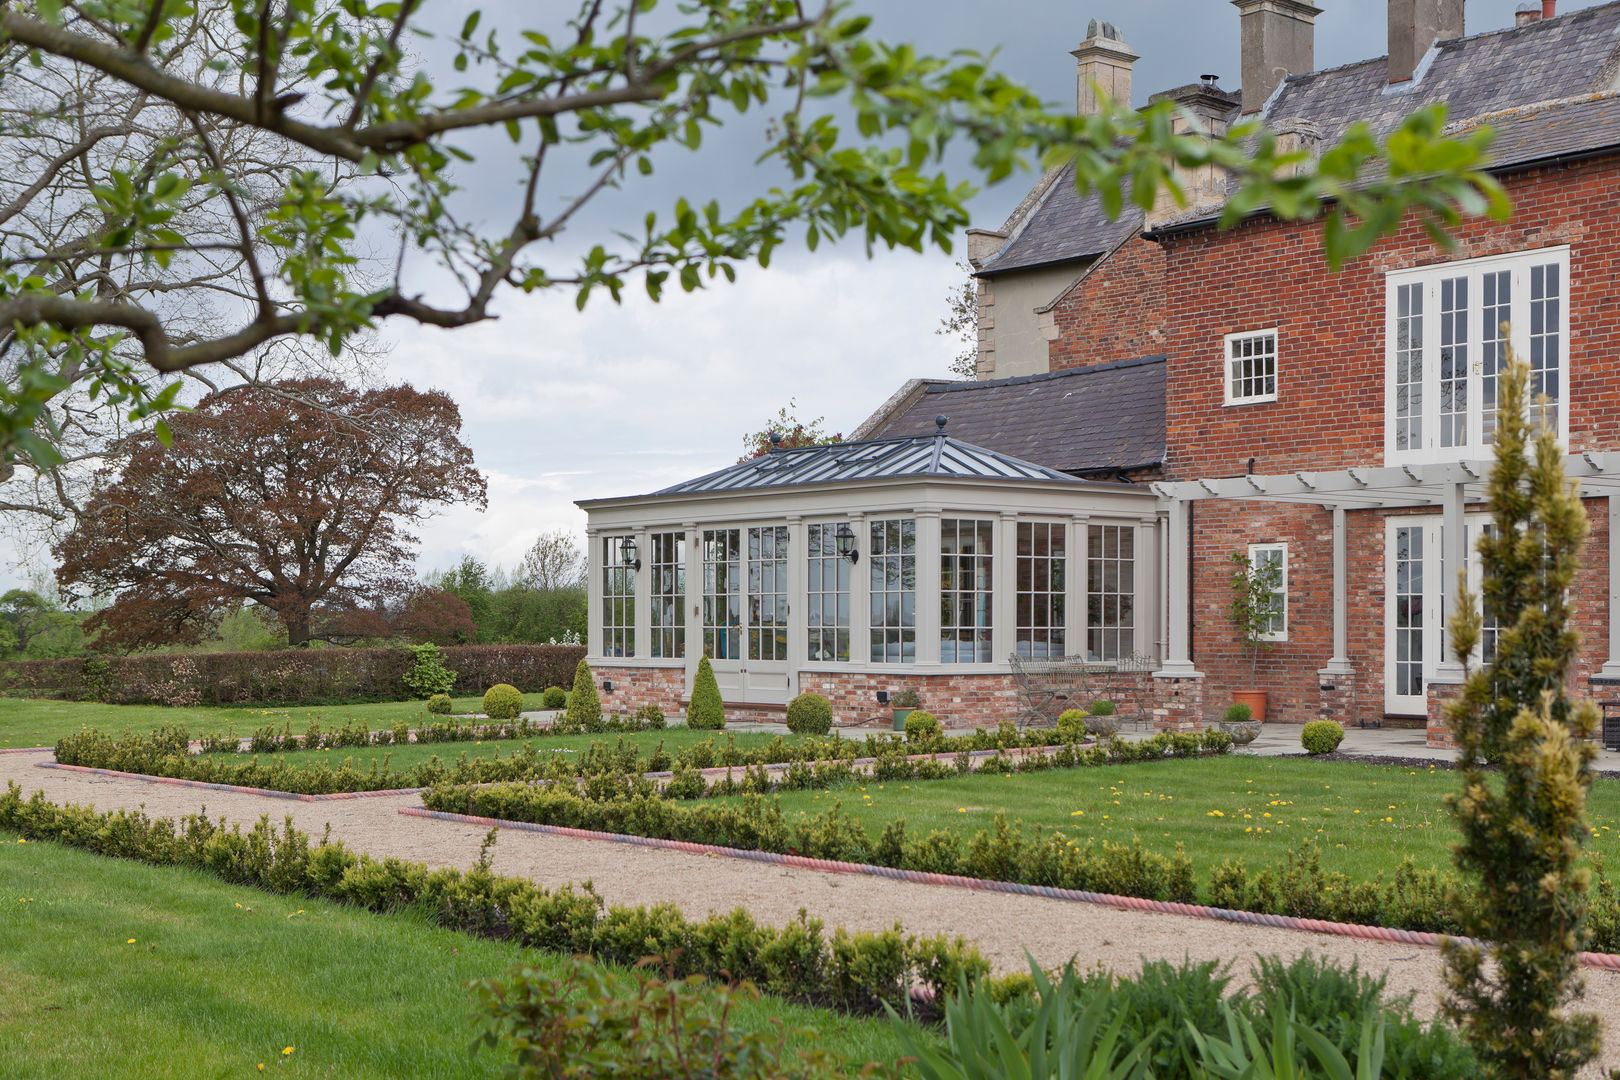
[1384,246,1570,465]
[1247,542,1288,642]
[1223,328,1279,406]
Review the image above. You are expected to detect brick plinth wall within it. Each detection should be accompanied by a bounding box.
[1425,681,1464,750]
[1151,675,1205,731]
[590,665,686,716]
[1318,670,1358,728]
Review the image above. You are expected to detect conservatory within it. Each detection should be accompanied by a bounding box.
[576,424,1179,726]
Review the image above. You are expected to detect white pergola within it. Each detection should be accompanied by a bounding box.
[1150,452,1620,686]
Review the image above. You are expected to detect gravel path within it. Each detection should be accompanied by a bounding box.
[5,750,1618,1074]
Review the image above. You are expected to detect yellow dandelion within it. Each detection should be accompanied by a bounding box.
[127,938,136,944]
[283,1046,295,1056]
[258,1065,265,1072]
[1071,810,1085,816]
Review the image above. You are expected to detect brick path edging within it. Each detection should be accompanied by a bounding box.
[0,747,51,754]
[400,806,1620,974]
[34,761,424,802]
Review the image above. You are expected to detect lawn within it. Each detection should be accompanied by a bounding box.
[196,727,817,773]
[0,830,915,1079]
[0,694,552,749]
[709,755,1620,883]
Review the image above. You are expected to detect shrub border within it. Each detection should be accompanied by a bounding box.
[402,805,1620,975]
[37,760,424,802]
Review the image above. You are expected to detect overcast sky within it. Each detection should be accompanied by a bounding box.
[5,0,1609,595]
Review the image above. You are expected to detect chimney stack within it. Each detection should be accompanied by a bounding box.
[1387,0,1464,84]
[1071,19,1138,116]
[1515,3,1541,25]
[1232,0,1323,114]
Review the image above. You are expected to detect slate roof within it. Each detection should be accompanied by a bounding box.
[650,432,1087,496]
[865,355,1167,476]
[978,1,1620,268]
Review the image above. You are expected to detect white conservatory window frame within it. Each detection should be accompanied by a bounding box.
[1384,246,1570,466]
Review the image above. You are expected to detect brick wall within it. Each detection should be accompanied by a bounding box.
[1048,236,1168,370]
[590,664,686,716]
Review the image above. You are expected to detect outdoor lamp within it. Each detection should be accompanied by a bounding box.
[619,536,641,570]
[835,523,859,564]
[875,690,891,705]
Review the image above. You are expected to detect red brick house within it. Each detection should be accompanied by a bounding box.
[581,1,1620,742]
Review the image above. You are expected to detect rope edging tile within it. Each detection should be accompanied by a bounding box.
[0,746,52,754]
[399,806,1620,974]
[35,761,424,802]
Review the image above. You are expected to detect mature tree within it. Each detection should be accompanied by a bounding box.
[936,259,979,380]
[0,587,86,658]
[394,587,477,646]
[0,0,1507,467]
[434,555,496,641]
[54,378,486,648]
[738,398,843,461]
[518,529,585,592]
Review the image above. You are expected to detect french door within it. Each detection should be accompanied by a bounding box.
[698,526,790,705]
[1384,514,1495,715]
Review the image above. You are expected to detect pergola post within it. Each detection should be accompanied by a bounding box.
[1318,506,1354,676]
[1432,480,1468,685]
[1604,495,1620,679]
[1155,496,1201,678]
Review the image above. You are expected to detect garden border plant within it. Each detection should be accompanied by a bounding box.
[0,783,987,1019]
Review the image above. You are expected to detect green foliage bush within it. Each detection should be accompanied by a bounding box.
[785,692,833,736]
[540,685,567,709]
[904,710,942,744]
[1087,699,1116,716]
[425,693,453,715]
[687,656,725,730]
[1300,720,1345,756]
[1055,709,1088,743]
[1223,703,1253,724]
[633,703,666,729]
[565,658,601,731]
[402,642,458,698]
[482,683,523,720]
[0,783,987,1020]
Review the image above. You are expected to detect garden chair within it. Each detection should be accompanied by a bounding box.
[1008,654,1096,727]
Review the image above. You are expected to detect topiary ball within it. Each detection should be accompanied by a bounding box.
[785,692,834,736]
[686,656,725,730]
[1055,709,1089,743]
[1301,719,1345,756]
[426,693,453,716]
[904,709,942,743]
[540,686,567,709]
[482,683,523,720]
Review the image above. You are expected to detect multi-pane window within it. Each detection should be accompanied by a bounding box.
[701,529,740,660]
[869,518,916,664]
[940,519,993,663]
[601,535,636,657]
[1016,522,1065,659]
[1387,247,1569,463]
[806,523,851,662]
[1247,543,1288,641]
[1087,524,1135,660]
[747,526,789,661]
[649,531,684,659]
[1391,524,1424,699]
[1224,329,1278,405]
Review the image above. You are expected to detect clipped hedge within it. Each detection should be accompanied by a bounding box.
[0,783,987,1017]
[0,643,585,706]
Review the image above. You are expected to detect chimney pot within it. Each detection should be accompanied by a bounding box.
[1543,0,1556,18]
[1388,0,1465,85]
[1231,0,1324,115]
[1071,19,1138,116]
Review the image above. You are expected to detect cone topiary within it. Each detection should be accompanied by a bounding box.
[482,683,523,720]
[686,656,725,730]
[785,692,833,736]
[565,658,601,730]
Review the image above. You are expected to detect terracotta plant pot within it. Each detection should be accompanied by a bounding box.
[1232,689,1269,724]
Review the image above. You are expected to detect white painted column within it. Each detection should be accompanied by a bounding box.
[585,527,603,659]
[1433,482,1468,684]
[632,528,651,659]
[1156,497,1202,678]
[993,512,1019,665]
[1070,515,1089,659]
[1135,516,1159,660]
[1319,506,1354,676]
[785,514,806,696]
[1603,495,1620,679]
[848,515,868,663]
[916,510,943,665]
[683,521,701,694]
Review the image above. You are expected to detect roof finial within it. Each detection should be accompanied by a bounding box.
[768,430,782,452]
[935,415,948,433]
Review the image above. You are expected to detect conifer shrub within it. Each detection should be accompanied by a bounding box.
[482,683,523,720]
[903,710,942,744]
[785,692,833,736]
[540,686,567,709]
[565,659,601,730]
[686,656,725,730]
[426,693,453,715]
[1299,720,1344,756]
[1055,709,1089,743]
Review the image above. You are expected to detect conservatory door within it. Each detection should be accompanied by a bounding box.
[698,526,790,706]
[1383,515,1495,716]
[699,528,746,699]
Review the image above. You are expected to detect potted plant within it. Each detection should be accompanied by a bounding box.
[890,688,920,731]
[1227,550,1283,723]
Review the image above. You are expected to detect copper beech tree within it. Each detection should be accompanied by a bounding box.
[53,379,486,648]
